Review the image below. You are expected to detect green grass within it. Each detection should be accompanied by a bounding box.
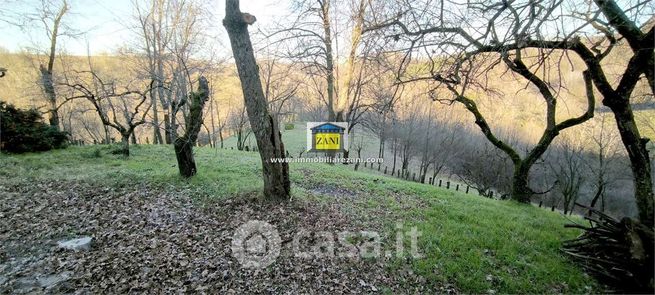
[0,145,598,293]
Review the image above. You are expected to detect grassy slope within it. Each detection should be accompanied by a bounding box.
[1,137,598,293]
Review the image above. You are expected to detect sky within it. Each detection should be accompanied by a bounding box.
[0,0,291,55]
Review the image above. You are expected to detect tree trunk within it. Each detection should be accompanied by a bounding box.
[174,138,195,176]
[164,113,173,144]
[392,137,397,175]
[209,96,217,148]
[40,65,59,130]
[224,0,291,201]
[103,125,111,144]
[151,89,164,144]
[589,183,605,212]
[237,130,244,150]
[174,77,209,178]
[354,148,362,171]
[219,127,224,148]
[511,163,532,203]
[120,133,130,157]
[321,0,336,122]
[608,100,654,227]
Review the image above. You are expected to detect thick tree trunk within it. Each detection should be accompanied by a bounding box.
[511,163,532,203]
[174,138,196,176]
[608,100,654,227]
[174,77,209,178]
[224,0,291,200]
[40,66,59,130]
[120,133,130,157]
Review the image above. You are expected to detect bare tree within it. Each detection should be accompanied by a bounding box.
[374,0,653,225]
[259,54,299,126]
[38,0,68,130]
[360,61,404,159]
[586,113,623,213]
[62,71,154,156]
[228,104,252,151]
[132,0,211,145]
[370,0,601,204]
[455,140,513,198]
[426,114,466,185]
[224,0,290,200]
[271,0,375,133]
[549,136,587,215]
[174,76,209,177]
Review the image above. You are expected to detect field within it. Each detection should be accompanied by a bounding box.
[0,139,599,293]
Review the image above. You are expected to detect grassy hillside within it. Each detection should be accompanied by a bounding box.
[0,145,598,293]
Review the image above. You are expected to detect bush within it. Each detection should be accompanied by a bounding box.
[0,101,68,153]
[284,123,294,130]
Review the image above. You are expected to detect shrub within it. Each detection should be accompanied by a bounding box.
[284,123,294,130]
[0,101,68,153]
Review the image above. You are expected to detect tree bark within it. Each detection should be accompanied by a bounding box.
[608,99,653,226]
[224,0,291,201]
[120,133,130,157]
[174,77,209,178]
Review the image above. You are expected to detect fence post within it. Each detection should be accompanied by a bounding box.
[412,173,416,181]
[384,167,388,174]
[364,162,367,168]
[429,177,432,184]
[378,163,381,171]
[456,184,459,191]
[438,180,442,187]
[446,181,450,189]
[466,186,470,194]
[490,191,494,198]
[539,201,543,208]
